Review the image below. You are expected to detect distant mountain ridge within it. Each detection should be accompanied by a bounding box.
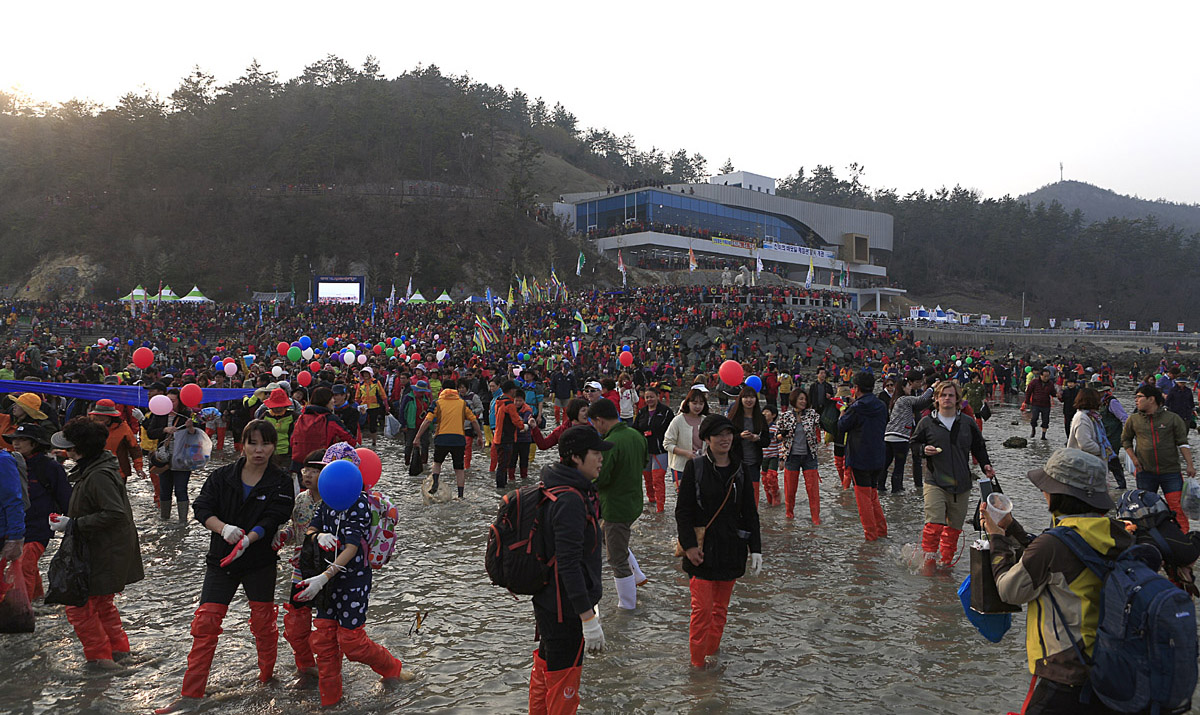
[1020,180,1200,236]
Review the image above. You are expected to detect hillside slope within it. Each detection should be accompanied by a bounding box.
[1020,180,1200,235]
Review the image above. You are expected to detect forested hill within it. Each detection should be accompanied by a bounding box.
[0,57,708,300]
[1021,180,1200,236]
[775,167,1200,325]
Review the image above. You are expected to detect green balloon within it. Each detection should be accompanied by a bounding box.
[386,348,395,357]
[965,357,973,364]
[1025,366,1032,373]
[934,360,941,365]
[287,346,302,362]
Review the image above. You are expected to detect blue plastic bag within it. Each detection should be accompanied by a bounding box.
[958,575,1012,643]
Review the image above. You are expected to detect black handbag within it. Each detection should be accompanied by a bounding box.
[969,544,1020,614]
[291,532,334,610]
[979,402,992,422]
[45,521,90,607]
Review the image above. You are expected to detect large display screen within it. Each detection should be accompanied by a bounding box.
[313,275,365,304]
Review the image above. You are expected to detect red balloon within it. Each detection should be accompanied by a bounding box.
[718,359,744,387]
[356,448,382,489]
[180,383,203,409]
[276,341,289,357]
[619,351,634,367]
[223,357,234,365]
[310,361,321,373]
[373,344,382,355]
[410,353,421,362]
[325,337,336,347]
[132,347,154,369]
[297,370,312,387]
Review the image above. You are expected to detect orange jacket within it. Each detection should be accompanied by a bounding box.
[106,422,142,477]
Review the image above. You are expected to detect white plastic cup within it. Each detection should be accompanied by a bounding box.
[986,492,1013,524]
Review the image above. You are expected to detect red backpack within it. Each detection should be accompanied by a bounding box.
[291,410,354,459]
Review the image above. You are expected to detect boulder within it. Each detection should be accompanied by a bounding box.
[1003,437,1028,449]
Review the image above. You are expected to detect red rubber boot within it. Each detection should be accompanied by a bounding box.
[1165,491,1190,533]
[338,626,403,679]
[853,485,878,541]
[803,469,821,525]
[939,527,962,568]
[180,603,228,699]
[643,469,656,508]
[782,469,799,519]
[283,603,316,672]
[762,469,779,506]
[543,664,583,714]
[920,523,944,576]
[836,455,851,489]
[215,426,226,451]
[870,488,887,537]
[311,618,343,707]
[248,601,278,683]
[529,649,549,715]
[652,469,667,512]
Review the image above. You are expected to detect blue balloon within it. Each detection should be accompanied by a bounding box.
[623,345,631,352]
[318,460,363,511]
[746,375,763,392]
[243,354,255,366]
[313,348,321,355]
[127,339,135,346]
[298,335,312,349]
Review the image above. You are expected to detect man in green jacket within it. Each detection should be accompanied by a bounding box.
[588,397,648,611]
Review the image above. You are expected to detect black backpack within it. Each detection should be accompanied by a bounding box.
[485,483,585,596]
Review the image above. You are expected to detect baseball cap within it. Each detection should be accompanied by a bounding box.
[558,425,613,460]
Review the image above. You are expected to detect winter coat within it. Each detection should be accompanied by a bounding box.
[291,405,356,461]
[884,388,934,442]
[675,455,761,581]
[65,452,144,596]
[1024,379,1056,408]
[0,451,24,541]
[192,458,294,575]
[910,411,991,495]
[534,462,603,619]
[837,393,888,471]
[1066,410,1112,461]
[775,407,819,459]
[594,422,647,523]
[1121,407,1189,474]
[992,515,1133,686]
[632,404,674,455]
[23,452,71,545]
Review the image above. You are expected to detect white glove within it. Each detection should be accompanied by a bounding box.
[295,572,330,602]
[316,533,339,551]
[220,535,251,568]
[581,610,605,654]
[221,523,245,545]
[271,528,290,551]
[749,552,763,576]
[49,514,70,533]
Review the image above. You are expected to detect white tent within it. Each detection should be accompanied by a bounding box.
[434,291,454,303]
[407,292,428,304]
[152,285,180,301]
[179,286,214,303]
[119,285,148,302]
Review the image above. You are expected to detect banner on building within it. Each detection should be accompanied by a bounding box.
[1023,317,1031,328]
[1130,321,1136,330]
[1178,323,1185,332]
[761,241,835,259]
[1049,318,1056,328]
[1152,322,1160,333]
[999,316,1007,326]
[980,314,991,326]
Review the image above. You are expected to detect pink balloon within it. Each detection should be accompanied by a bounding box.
[148,394,173,416]
[223,362,237,376]
[356,353,367,365]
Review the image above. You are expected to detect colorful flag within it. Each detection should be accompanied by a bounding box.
[688,247,697,272]
[617,250,626,287]
[388,283,395,309]
[805,256,814,289]
[839,265,847,288]
[755,254,763,274]
[574,310,588,334]
[494,305,510,332]
[520,276,531,303]
[405,276,413,300]
[576,251,586,276]
[485,286,494,311]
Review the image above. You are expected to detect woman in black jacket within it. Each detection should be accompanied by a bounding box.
[632,385,674,513]
[144,388,203,521]
[158,420,295,713]
[676,415,762,669]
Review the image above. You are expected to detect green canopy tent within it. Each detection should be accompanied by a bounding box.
[153,285,180,301]
[118,285,148,301]
[434,291,454,303]
[179,286,214,303]
[406,291,428,304]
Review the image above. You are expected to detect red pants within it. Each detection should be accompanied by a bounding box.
[643,469,667,512]
[20,541,46,600]
[65,593,130,661]
[464,435,474,470]
[688,577,735,667]
[284,603,315,671]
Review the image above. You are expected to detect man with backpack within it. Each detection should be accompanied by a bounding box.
[528,425,610,715]
[985,449,1196,715]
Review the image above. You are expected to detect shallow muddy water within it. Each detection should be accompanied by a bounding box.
[1,386,1194,714]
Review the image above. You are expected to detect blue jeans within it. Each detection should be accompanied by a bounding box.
[159,469,191,508]
[1135,470,1183,496]
[784,452,817,472]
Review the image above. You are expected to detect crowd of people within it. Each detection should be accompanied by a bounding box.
[0,290,1198,714]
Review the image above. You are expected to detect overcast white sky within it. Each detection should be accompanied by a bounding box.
[5,1,1199,203]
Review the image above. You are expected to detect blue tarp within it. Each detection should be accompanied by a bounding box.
[0,380,253,409]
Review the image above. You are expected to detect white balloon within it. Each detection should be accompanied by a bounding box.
[436,349,447,361]
[343,352,356,366]
[223,362,237,376]
[357,354,368,365]
[272,365,284,377]
[97,338,108,347]
[302,347,314,360]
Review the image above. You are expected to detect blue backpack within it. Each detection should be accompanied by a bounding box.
[1046,526,1198,714]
